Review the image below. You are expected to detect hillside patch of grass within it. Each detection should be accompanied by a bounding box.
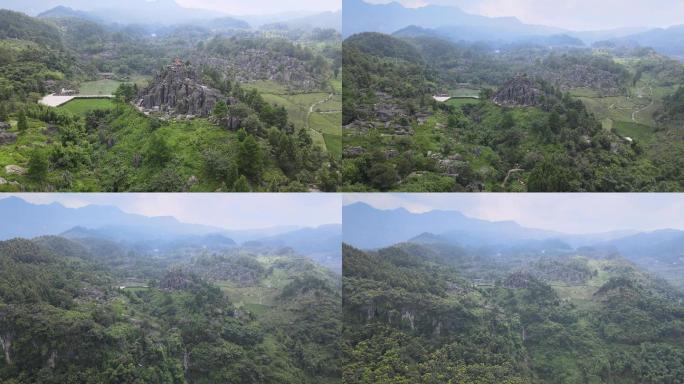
[78,80,122,95]
[57,98,115,116]
[613,121,656,143]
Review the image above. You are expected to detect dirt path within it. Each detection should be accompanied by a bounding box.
[632,86,654,122]
[306,93,334,130]
[501,168,524,188]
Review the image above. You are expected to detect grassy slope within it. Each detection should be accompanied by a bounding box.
[77,80,122,95]
[0,104,294,191]
[57,98,115,115]
[571,59,678,141]
[244,79,342,158]
[102,107,286,191]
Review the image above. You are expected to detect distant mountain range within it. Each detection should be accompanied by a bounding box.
[0,197,341,261]
[5,0,221,25]
[606,25,684,60]
[342,202,673,250]
[2,1,340,31]
[0,196,223,239]
[343,0,684,58]
[342,0,561,39]
[343,202,561,249]
[36,5,98,21]
[343,202,684,285]
[244,10,341,31]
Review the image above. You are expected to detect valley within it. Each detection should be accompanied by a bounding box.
[0,195,342,384]
[341,0,684,192]
[342,198,684,384]
[0,6,342,192]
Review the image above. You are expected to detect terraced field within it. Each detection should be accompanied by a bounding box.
[244,79,342,158]
[571,59,680,146]
[572,85,666,143]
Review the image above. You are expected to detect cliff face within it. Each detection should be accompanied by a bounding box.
[492,74,545,107]
[138,60,225,117]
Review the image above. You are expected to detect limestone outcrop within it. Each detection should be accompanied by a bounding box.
[138,59,226,117]
[492,74,545,107]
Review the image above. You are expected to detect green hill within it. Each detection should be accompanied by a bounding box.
[0,236,341,383]
[343,242,684,383]
[341,32,683,192]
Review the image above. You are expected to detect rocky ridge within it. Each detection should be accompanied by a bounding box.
[531,65,625,96]
[196,49,323,91]
[137,59,226,118]
[492,74,546,107]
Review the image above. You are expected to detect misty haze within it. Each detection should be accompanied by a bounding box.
[0,194,342,383]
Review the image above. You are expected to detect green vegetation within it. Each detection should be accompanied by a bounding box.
[77,80,122,95]
[0,9,342,191]
[57,98,116,116]
[343,242,684,384]
[341,32,684,191]
[244,79,342,158]
[0,236,340,384]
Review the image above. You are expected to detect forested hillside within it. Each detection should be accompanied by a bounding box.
[341,32,684,192]
[0,9,341,192]
[0,235,341,383]
[343,241,684,383]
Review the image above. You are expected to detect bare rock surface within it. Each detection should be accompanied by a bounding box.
[492,74,545,107]
[4,165,26,175]
[0,132,17,145]
[138,59,226,117]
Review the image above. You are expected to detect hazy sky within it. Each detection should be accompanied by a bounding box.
[344,193,684,234]
[0,0,340,17]
[11,193,341,230]
[365,0,684,30]
[177,0,341,15]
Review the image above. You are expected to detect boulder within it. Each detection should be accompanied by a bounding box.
[187,175,198,187]
[343,146,365,158]
[0,132,17,145]
[0,177,6,185]
[0,122,10,131]
[383,149,399,159]
[5,165,26,175]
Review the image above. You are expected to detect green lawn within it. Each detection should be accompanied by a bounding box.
[447,98,481,108]
[242,80,289,95]
[122,286,149,292]
[78,80,122,95]
[613,121,656,143]
[569,87,601,98]
[449,88,480,98]
[330,78,342,94]
[57,98,116,116]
